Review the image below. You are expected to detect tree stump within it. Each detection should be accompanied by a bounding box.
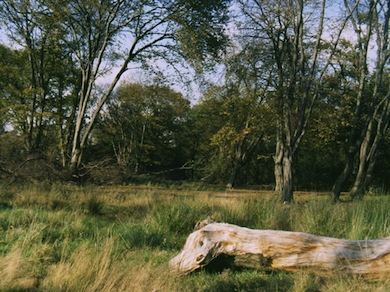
[169,219,390,280]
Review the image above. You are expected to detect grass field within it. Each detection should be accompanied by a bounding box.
[0,183,389,291]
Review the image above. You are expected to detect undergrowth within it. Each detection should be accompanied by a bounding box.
[0,184,389,291]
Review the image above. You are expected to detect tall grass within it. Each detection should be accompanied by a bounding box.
[0,184,389,291]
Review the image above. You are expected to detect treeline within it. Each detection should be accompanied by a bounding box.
[0,1,390,202]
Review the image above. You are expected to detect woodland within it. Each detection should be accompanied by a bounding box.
[0,0,390,203]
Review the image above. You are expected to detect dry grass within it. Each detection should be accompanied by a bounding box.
[41,239,150,291]
[0,183,389,291]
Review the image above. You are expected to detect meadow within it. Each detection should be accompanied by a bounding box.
[0,183,389,291]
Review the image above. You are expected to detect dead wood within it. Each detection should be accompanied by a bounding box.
[170,219,390,280]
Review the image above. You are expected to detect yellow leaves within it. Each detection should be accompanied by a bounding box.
[22,88,43,97]
[210,124,253,158]
[211,125,236,148]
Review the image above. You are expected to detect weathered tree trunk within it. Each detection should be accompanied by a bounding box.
[281,152,294,203]
[170,220,390,280]
[349,102,390,200]
[274,131,294,203]
[273,127,284,194]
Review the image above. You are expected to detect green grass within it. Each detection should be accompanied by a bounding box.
[0,184,389,291]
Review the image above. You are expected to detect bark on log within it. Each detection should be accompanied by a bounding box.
[169,220,390,280]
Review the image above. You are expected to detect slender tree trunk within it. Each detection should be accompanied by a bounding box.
[332,151,354,202]
[349,164,368,200]
[349,118,375,199]
[274,122,284,193]
[332,0,377,202]
[350,101,390,199]
[362,149,379,193]
[228,143,241,188]
[69,109,84,175]
[345,0,390,200]
[281,149,294,203]
[331,72,367,201]
[135,120,146,174]
[70,148,82,178]
[34,45,48,152]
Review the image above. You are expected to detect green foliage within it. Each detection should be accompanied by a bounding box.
[94,82,192,176]
[0,0,231,176]
[192,84,274,186]
[174,0,231,66]
[0,1,390,196]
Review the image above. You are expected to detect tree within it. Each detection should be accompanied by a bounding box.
[236,0,335,202]
[1,1,63,154]
[1,0,231,176]
[186,89,230,182]
[208,86,263,186]
[0,44,29,134]
[294,75,346,190]
[332,0,390,201]
[190,81,271,187]
[347,0,390,200]
[41,0,231,176]
[0,1,79,170]
[96,82,191,175]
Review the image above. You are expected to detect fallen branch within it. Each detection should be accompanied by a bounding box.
[169,219,390,280]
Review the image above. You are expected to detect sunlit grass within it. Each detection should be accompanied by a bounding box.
[0,183,389,291]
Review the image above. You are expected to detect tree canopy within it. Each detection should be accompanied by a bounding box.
[1,0,390,201]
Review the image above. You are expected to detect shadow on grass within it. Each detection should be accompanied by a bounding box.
[203,276,293,292]
[190,255,294,292]
[187,268,294,292]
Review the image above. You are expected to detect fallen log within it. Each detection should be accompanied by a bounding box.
[169,219,390,280]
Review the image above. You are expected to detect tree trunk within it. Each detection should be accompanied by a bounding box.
[349,101,390,200]
[274,131,283,193]
[332,0,378,202]
[349,120,375,200]
[227,159,239,188]
[70,147,82,179]
[349,1,390,199]
[170,219,390,280]
[274,125,294,203]
[281,151,293,203]
[274,154,294,203]
[332,152,354,202]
